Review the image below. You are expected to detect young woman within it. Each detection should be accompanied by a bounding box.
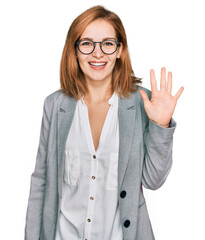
[25,5,184,240]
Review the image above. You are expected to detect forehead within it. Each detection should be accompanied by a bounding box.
[80,19,116,40]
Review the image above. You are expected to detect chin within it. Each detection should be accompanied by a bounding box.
[85,72,112,82]
[91,76,111,82]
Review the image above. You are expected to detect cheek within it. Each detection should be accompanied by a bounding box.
[77,51,86,63]
[77,56,88,69]
[109,57,117,67]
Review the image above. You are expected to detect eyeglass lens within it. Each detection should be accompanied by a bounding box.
[78,40,118,54]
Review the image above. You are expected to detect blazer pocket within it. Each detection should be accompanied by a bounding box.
[106,152,119,190]
[64,150,80,186]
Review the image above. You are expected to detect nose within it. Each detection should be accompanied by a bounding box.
[92,43,104,58]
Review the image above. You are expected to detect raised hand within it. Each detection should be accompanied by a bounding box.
[139,67,184,128]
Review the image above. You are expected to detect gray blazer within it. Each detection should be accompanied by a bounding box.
[25,86,176,240]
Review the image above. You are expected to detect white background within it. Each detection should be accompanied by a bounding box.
[0,0,205,239]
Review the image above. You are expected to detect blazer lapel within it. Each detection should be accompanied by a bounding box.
[118,95,136,190]
[57,95,77,198]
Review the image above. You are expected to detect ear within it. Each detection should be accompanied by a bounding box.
[117,42,123,59]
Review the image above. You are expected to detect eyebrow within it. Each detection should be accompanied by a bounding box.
[80,37,116,41]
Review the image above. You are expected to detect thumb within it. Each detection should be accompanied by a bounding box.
[139,90,150,106]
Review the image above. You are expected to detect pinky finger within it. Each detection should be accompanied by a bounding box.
[174,87,184,100]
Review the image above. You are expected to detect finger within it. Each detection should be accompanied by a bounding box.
[167,71,172,94]
[150,69,157,94]
[160,67,166,91]
[174,87,184,100]
[139,90,151,107]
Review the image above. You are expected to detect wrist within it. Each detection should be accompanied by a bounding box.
[159,123,169,128]
[152,121,170,128]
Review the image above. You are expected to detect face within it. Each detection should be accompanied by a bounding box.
[76,19,122,84]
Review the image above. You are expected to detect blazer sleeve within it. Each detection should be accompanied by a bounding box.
[25,97,51,240]
[140,88,177,190]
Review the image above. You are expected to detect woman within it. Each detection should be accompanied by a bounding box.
[25,5,183,240]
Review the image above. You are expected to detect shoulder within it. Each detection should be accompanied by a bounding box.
[42,89,68,114]
[130,86,151,127]
[126,86,151,106]
[44,89,72,107]
[136,86,151,100]
[44,89,64,103]
[43,89,77,114]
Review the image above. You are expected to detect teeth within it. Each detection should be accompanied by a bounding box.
[89,62,106,67]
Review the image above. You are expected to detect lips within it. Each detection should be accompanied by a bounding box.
[88,61,107,67]
[88,61,107,70]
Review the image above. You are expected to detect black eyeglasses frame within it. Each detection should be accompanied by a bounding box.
[75,39,121,55]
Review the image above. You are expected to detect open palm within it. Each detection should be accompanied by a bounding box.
[139,67,184,128]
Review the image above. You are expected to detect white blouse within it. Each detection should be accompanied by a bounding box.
[55,91,123,240]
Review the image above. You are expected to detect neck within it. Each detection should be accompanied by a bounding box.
[84,78,113,103]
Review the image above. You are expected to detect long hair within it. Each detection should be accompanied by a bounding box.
[60,5,142,99]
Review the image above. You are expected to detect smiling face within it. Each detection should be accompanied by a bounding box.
[76,19,122,85]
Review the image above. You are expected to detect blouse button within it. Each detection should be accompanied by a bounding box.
[87,218,91,222]
[93,155,96,159]
[90,197,94,200]
[92,176,96,179]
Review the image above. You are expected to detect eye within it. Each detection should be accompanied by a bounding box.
[81,41,92,46]
[103,41,114,46]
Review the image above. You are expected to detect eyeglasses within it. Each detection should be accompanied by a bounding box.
[75,39,121,55]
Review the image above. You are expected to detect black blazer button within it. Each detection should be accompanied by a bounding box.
[120,190,126,198]
[124,220,130,228]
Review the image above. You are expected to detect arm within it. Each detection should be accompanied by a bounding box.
[142,117,176,190]
[139,67,183,190]
[25,97,51,240]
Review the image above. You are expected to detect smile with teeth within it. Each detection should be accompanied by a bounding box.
[89,62,107,67]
